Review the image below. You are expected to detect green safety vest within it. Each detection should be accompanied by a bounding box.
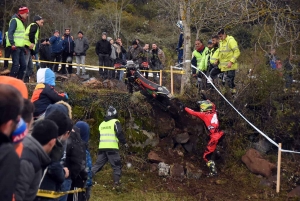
[6,18,25,47]
[98,119,119,149]
[193,47,208,69]
[24,23,40,50]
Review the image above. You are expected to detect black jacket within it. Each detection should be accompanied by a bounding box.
[64,126,86,181]
[39,44,51,61]
[95,39,112,55]
[0,133,20,201]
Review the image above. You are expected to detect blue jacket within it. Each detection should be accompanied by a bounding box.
[62,34,75,53]
[0,31,2,45]
[49,36,64,54]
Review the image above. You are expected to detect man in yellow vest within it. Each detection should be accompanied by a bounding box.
[213,29,240,94]
[91,106,128,189]
[24,15,44,83]
[7,7,29,79]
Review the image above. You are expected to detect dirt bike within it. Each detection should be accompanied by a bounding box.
[123,60,182,115]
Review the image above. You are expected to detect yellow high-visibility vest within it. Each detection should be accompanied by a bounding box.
[24,23,40,50]
[6,18,25,47]
[98,119,119,149]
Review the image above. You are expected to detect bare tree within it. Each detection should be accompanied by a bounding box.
[179,0,192,95]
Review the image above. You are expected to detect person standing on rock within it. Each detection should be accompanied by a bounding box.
[92,106,128,190]
[184,98,224,177]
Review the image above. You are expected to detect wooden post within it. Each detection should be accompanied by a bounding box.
[160,70,162,86]
[276,143,282,193]
[171,66,174,95]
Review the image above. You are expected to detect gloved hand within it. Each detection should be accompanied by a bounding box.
[64,93,69,100]
[11,45,17,51]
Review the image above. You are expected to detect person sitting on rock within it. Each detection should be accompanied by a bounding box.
[184,98,224,176]
[31,68,68,118]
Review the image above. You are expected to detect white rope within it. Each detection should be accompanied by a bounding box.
[191,64,300,154]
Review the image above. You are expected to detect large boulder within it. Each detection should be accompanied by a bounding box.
[186,162,202,179]
[174,132,190,144]
[241,148,276,178]
[170,163,185,179]
[148,151,165,163]
[156,116,175,138]
[288,186,300,198]
[182,135,199,153]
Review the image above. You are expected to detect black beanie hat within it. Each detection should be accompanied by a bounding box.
[32,119,58,146]
[132,40,138,45]
[34,15,43,22]
[78,31,83,35]
[45,110,72,136]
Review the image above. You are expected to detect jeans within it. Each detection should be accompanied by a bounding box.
[4,47,11,69]
[75,55,86,75]
[51,52,62,72]
[24,47,34,78]
[98,54,110,79]
[10,47,26,79]
[35,53,40,70]
[59,178,72,201]
[61,52,73,74]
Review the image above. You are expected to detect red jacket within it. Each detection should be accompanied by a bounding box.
[185,105,220,134]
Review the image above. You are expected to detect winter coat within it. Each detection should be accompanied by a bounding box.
[31,68,67,117]
[113,42,126,64]
[127,46,143,63]
[49,36,64,54]
[64,126,86,181]
[74,37,89,56]
[15,135,51,201]
[62,34,75,53]
[75,121,93,187]
[95,39,112,55]
[150,48,165,70]
[0,132,20,201]
[214,35,240,72]
[37,141,65,195]
[39,44,51,61]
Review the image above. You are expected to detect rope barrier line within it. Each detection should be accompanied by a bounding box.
[37,188,85,198]
[191,64,300,154]
[0,57,185,74]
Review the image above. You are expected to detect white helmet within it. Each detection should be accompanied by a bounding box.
[107,106,117,117]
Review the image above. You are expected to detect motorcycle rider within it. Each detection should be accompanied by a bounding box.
[184,97,224,177]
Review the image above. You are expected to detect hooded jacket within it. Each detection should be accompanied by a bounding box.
[0,132,20,201]
[75,121,93,187]
[14,135,51,201]
[31,68,67,117]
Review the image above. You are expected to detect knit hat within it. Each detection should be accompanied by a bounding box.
[78,31,83,35]
[33,15,42,22]
[32,119,58,146]
[45,110,72,136]
[54,30,59,34]
[107,37,112,42]
[45,101,72,119]
[208,39,213,44]
[18,7,29,15]
[75,121,90,143]
[132,40,138,45]
[0,76,28,98]
[11,118,27,144]
[102,32,107,36]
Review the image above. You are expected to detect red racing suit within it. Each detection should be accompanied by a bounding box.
[185,102,224,162]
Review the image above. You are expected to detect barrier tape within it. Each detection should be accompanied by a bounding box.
[191,64,300,154]
[37,188,85,198]
[0,57,186,74]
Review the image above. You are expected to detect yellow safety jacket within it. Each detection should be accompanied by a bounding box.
[192,47,208,70]
[24,23,40,50]
[214,35,240,72]
[6,18,25,47]
[98,119,119,149]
